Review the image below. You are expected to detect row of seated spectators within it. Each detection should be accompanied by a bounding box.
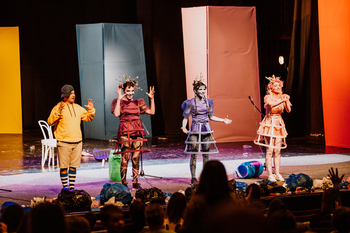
[0,162,349,233]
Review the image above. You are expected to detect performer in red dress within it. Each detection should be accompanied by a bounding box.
[254,75,292,182]
[111,75,155,190]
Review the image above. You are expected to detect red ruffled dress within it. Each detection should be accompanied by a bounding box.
[110,98,151,154]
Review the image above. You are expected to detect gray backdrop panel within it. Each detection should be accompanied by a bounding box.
[76,23,152,140]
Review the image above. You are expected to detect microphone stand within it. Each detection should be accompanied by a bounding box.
[248,96,265,117]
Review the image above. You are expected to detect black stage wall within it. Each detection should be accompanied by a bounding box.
[0,0,322,138]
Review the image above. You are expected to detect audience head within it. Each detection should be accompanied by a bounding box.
[267,198,287,218]
[145,204,165,231]
[129,199,146,230]
[100,204,124,233]
[30,202,67,233]
[332,206,350,233]
[196,160,230,203]
[66,216,91,233]
[0,203,25,232]
[83,213,97,232]
[267,209,296,233]
[206,205,268,233]
[166,192,187,224]
[245,183,262,201]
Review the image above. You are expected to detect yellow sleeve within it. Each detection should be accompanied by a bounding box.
[47,103,60,126]
[81,108,95,122]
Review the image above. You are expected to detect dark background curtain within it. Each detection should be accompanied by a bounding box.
[0,0,322,138]
[284,0,323,137]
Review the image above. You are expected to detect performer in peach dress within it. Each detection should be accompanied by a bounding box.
[254,75,292,182]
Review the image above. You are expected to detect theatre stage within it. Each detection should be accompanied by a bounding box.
[1,129,350,207]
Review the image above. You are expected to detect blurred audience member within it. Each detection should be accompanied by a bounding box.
[245,183,267,214]
[84,212,97,232]
[145,204,173,233]
[66,216,91,233]
[331,206,350,233]
[267,198,288,218]
[164,192,187,232]
[180,160,240,233]
[16,202,67,233]
[123,199,146,233]
[267,209,297,233]
[0,203,25,232]
[100,204,125,233]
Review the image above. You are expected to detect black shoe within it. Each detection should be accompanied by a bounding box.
[191,178,198,185]
[132,183,142,190]
[122,182,128,188]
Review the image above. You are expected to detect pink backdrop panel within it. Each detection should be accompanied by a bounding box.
[181,7,208,99]
[318,0,350,149]
[208,6,261,142]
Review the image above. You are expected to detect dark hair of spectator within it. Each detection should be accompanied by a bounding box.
[195,160,230,204]
[166,192,187,224]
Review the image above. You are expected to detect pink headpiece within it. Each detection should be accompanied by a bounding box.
[266,75,283,90]
[117,74,142,91]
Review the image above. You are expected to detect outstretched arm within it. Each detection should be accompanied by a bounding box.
[209,115,232,124]
[145,86,155,115]
[181,117,189,134]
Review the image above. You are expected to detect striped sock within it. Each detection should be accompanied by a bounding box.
[69,168,76,190]
[60,170,68,188]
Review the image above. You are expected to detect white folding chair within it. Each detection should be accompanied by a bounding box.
[38,120,58,167]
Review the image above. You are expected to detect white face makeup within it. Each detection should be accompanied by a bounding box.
[195,85,206,99]
[271,82,281,94]
[124,86,135,100]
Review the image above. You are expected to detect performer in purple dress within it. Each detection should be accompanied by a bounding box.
[181,77,232,185]
[111,75,155,190]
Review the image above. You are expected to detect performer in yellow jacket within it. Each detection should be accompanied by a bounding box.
[47,84,95,190]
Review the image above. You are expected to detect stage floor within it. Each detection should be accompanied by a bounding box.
[1,129,350,207]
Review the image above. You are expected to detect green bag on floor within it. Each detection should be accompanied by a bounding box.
[109,150,122,182]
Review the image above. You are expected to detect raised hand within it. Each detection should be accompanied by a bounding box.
[84,98,95,110]
[117,87,125,100]
[328,167,344,188]
[58,101,65,119]
[146,86,155,99]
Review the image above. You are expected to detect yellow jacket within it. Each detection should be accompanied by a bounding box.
[47,102,95,142]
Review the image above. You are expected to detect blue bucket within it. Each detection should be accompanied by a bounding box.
[237,161,264,178]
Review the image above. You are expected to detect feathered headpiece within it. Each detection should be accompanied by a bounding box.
[266,75,283,90]
[117,74,142,91]
[192,73,206,90]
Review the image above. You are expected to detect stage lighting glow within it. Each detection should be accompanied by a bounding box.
[279,56,284,65]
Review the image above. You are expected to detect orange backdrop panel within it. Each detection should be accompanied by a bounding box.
[0,27,22,134]
[182,6,260,143]
[318,0,350,148]
[208,6,260,143]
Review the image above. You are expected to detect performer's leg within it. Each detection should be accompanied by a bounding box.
[189,135,198,184]
[119,136,131,185]
[190,154,197,184]
[60,168,68,188]
[131,151,140,183]
[120,151,130,185]
[68,167,77,190]
[202,134,210,166]
[266,146,275,182]
[274,138,284,181]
